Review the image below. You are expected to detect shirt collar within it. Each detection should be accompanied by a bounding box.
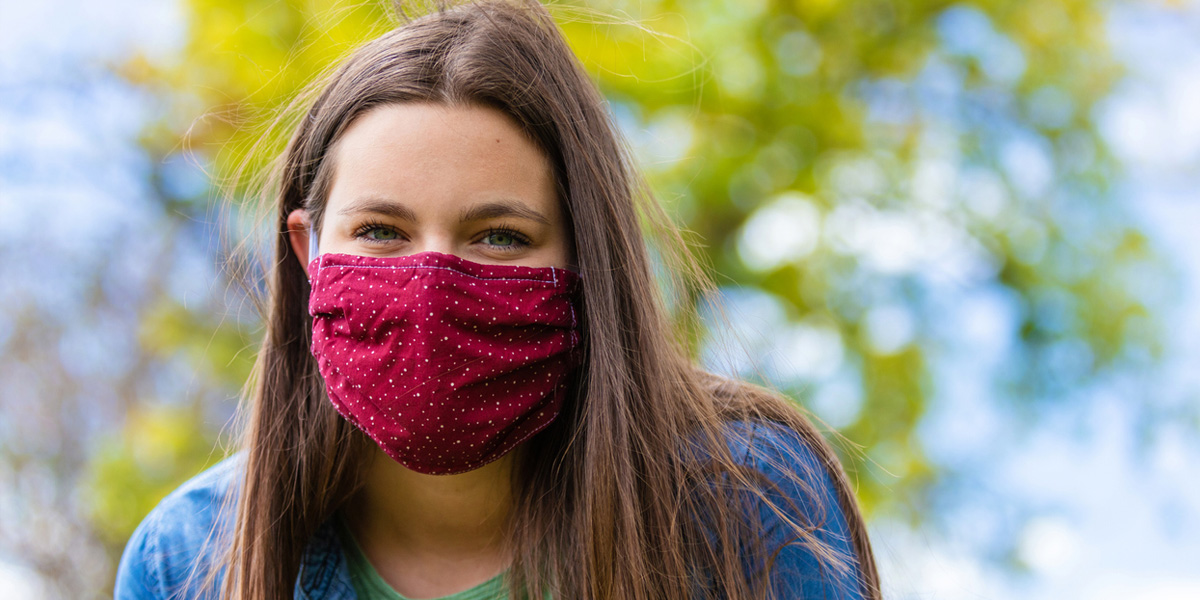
[296,518,356,600]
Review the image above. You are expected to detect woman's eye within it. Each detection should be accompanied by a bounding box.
[362,227,399,241]
[484,231,515,246]
[481,228,530,250]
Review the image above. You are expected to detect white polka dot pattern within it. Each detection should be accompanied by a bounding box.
[307,251,582,475]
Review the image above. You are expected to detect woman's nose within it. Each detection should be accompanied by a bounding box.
[411,233,457,257]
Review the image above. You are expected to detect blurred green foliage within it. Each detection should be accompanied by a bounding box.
[84,403,221,558]
[87,0,1170,571]
[79,297,256,591]
[137,300,257,390]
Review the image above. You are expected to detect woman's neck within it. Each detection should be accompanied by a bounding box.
[342,445,518,595]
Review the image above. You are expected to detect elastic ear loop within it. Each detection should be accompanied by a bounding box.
[308,225,319,264]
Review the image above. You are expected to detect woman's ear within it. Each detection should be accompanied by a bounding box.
[286,209,313,276]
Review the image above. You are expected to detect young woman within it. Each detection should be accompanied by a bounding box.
[115,1,881,598]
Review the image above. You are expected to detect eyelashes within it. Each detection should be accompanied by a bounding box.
[352,219,403,243]
[351,220,533,252]
[478,225,533,251]
[352,220,400,242]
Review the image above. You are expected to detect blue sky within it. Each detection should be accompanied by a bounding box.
[879,3,1200,597]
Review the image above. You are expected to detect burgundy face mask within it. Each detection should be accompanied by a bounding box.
[307,249,582,475]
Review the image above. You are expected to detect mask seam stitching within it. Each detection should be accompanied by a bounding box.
[315,263,576,285]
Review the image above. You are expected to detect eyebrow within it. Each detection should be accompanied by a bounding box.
[460,200,551,225]
[338,197,550,226]
[338,198,417,221]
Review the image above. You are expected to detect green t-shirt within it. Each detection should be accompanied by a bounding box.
[337,518,508,600]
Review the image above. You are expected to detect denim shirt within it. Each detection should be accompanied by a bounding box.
[114,420,867,599]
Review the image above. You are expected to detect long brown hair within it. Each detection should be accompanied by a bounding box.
[222,1,881,598]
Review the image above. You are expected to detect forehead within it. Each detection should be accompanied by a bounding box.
[325,102,557,215]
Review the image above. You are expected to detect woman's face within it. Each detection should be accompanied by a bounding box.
[290,102,573,271]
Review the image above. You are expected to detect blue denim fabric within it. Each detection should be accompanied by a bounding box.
[114,420,866,599]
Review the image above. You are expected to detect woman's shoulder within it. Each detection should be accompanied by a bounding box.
[114,453,245,600]
[718,418,867,600]
[722,418,823,464]
[717,418,839,496]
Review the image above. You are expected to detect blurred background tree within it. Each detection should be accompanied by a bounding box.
[0,0,1191,598]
